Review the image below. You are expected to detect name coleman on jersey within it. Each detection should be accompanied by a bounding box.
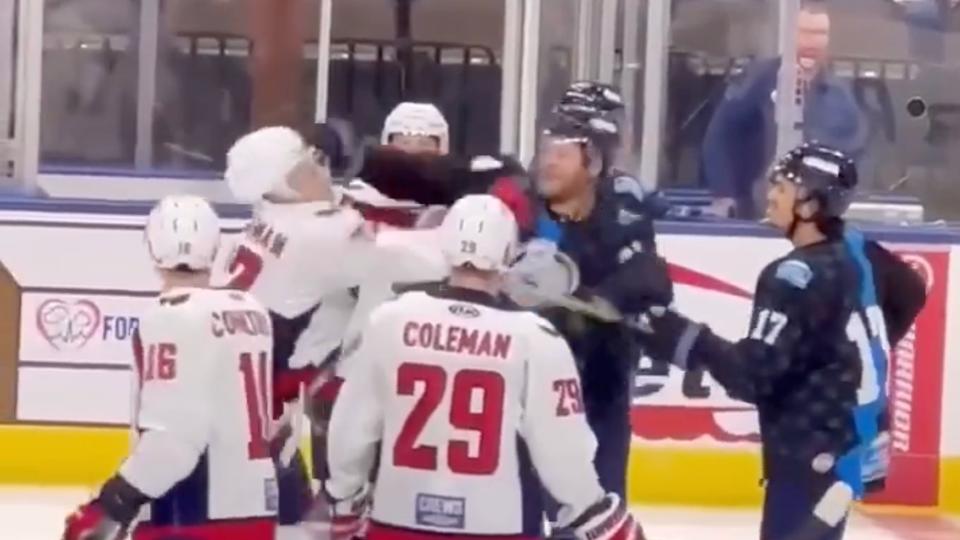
[402,321,512,360]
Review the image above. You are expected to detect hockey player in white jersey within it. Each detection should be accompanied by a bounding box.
[223,126,447,535]
[63,195,277,540]
[381,102,449,156]
[324,194,645,540]
[339,101,451,229]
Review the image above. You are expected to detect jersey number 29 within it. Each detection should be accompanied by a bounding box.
[393,362,504,475]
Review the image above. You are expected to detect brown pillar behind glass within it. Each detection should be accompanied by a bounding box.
[249,0,305,129]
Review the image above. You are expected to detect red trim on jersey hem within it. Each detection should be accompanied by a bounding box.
[367,522,535,540]
[132,517,274,540]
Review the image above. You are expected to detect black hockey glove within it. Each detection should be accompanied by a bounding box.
[595,253,674,315]
[635,306,704,370]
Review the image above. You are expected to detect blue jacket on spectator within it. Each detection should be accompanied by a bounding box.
[700,57,866,218]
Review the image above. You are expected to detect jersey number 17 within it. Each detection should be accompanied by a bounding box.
[393,362,505,475]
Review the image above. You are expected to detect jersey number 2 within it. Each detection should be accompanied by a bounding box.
[239,351,271,460]
[393,363,504,475]
[228,245,264,291]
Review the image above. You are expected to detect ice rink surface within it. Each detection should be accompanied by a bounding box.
[2,487,957,540]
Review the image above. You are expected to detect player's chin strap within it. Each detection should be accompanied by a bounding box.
[786,193,817,241]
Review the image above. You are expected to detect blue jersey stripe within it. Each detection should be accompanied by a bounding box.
[839,229,890,497]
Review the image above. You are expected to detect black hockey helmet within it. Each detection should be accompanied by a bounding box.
[555,81,626,117]
[770,142,858,219]
[541,111,620,176]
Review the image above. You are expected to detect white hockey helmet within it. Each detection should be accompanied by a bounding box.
[145,195,221,271]
[225,126,309,202]
[439,194,518,272]
[381,102,450,154]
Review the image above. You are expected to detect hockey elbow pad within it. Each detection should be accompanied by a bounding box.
[562,494,645,540]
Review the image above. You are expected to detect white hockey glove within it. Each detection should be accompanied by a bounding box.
[321,483,371,540]
[557,493,645,540]
[503,239,580,308]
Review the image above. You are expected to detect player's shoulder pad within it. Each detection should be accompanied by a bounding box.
[773,258,814,290]
[611,174,648,205]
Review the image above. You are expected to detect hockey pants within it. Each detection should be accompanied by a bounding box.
[761,471,850,540]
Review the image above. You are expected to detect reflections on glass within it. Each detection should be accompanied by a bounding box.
[661,0,960,221]
[327,0,504,157]
[155,0,313,173]
[536,0,578,132]
[828,0,960,220]
[40,0,140,170]
[658,0,777,221]
[0,0,15,176]
[39,0,318,175]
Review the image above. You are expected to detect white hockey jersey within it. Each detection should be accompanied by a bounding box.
[327,284,606,536]
[124,287,276,526]
[226,199,446,373]
[226,200,375,371]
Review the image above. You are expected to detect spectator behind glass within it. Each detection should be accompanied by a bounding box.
[699,1,866,219]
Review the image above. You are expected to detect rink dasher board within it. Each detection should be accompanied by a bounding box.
[0,210,957,513]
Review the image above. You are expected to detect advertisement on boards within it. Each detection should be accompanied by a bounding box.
[19,292,148,367]
[629,241,950,507]
[865,248,948,506]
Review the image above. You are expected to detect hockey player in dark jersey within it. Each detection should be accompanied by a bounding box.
[317,84,673,507]
[634,143,926,540]
[519,108,673,512]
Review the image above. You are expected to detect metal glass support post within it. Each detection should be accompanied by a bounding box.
[775,0,801,156]
[134,0,160,170]
[639,0,671,186]
[0,0,15,148]
[596,0,618,84]
[314,0,333,122]
[620,0,641,164]
[13,0,44,190]
[574,0,594,81]
[518,0,542,165]
[500,0,523,155]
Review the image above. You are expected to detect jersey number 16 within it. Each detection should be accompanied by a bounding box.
[393,362,505,476]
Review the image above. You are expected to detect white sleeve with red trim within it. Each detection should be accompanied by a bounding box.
[119,300,214,498]
[338,226,448,354]
[519,315,605,516]
[325,310,387,499]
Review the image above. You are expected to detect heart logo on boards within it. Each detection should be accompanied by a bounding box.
[35,298,102,350]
